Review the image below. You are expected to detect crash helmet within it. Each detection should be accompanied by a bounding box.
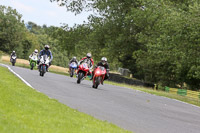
[73,56,76,60]
[101,57,107,65]
[12,50,15,53]
[86,53,92,58]
[44,45,50,50]
[34,49,38,53]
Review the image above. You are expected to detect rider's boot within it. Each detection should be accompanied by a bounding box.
[90,74,93,80]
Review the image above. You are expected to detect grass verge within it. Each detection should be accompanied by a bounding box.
[0,66,131,133]
[104,81,200,107]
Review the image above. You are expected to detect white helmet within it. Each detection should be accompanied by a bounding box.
[44,45,50,50]
[101,57,107,65]
[73,56,76,60]
[86,53,92,58]
[13,51,15,53]
[34,49,38,53]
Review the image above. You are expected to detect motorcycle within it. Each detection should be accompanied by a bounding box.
[29,55,38,70]
[10,55,17,66]
[38,55,50,77]
[77,62,90,84]
[69,62,78,77]
[92,66,107,89]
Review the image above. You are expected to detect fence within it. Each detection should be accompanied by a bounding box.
[165,86,200,100]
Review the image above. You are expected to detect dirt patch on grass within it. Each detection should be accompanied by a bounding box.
[2,56,29,65]
[49,65,68,73]
[1,55,68,73]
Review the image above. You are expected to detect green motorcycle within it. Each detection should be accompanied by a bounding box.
[29,55,38,70]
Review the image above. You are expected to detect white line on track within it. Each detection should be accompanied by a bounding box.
[0,63,33,88]
[0,63,54,99]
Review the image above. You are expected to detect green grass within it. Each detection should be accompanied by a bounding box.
[0,66,131,133]
[104,81,200,107]
[0,51,6,60]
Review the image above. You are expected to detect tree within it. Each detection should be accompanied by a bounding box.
[0,5,26,55]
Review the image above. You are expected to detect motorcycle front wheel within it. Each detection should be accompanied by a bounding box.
[70,69,74,77]
[77,72,84,84]
[39,65,45,77]
[93,77,101,89]
[31,62,34,70]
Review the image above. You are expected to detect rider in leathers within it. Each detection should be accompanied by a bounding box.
[10,51,17,59]
[37,45,53,71]
[90,57,110,81]
[69,56,78,72]
[29,49,38,60]
[78,53,94,75]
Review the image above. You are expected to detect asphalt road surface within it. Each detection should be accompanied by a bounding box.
[5,65,200,133]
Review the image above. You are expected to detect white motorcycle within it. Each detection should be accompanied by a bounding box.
[10,55,17,66]
[38,55,50,77]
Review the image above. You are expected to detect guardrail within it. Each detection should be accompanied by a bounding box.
[109,73,154,88]
[165,86,200,100]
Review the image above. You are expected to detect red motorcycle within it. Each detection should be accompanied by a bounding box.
[92,66,107,89]
[77,63,90,84]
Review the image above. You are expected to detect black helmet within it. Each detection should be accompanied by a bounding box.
[44,45,50,50]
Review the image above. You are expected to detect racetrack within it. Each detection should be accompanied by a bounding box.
[5,65,200,133]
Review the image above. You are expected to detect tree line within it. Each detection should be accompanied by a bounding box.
[1,0,200,90]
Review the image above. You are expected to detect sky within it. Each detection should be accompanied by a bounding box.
[0,0,92,27]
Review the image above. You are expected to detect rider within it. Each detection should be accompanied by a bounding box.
[10,51,17,58]
[68,56,78,72]
[78,53,94,75]
[90,57,110,81]
[38,45,53,71]
[29,49,38,60]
